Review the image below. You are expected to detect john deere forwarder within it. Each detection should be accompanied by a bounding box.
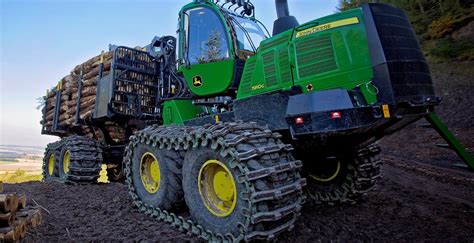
[40,0,472,241]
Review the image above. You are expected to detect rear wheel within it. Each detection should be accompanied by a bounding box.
[301,144,382,205]
[307,159,343,183]
[107,164,124,182]
[59,149,71,177]
[42,141,63,182]
[58,135,103,183]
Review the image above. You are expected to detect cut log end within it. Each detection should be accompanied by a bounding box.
[18,194,27,210]
[0,194,12,212]
[0,194,41,241]
[0,213,14,227]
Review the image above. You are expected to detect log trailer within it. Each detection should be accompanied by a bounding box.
[40,0,473,241]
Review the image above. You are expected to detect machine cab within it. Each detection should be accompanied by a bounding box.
[177,1,267,97]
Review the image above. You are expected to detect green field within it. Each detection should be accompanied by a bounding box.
[0,165,110,183]
[0,170,42,183]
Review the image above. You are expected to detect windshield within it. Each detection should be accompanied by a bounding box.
[231,15,267,53]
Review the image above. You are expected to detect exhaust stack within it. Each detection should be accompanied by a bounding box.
[273,0,299,35]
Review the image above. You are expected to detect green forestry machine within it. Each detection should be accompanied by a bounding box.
[40,0,472,241]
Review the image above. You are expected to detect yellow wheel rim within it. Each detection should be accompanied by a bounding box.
[309,160,341,182]
[63,150,71,174]
[140,152,161,194]
[48,153,55,176]
[198,160,237,217]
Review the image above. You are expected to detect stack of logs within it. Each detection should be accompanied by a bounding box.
[0,182,43,242]
[41,51,124,140]
[43,51,112,127]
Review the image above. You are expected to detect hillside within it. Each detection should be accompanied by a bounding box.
[338,0,474,61]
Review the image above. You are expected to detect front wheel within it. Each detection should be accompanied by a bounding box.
[124,132,184,212]
[181,123,306,241]
[182,146,247,235]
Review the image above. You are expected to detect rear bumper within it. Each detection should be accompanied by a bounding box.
[284,90,435,141]
[286,106,384,136]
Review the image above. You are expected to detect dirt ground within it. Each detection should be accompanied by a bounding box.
[3,61,474,242]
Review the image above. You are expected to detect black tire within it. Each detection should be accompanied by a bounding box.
[58,135,103,183]
[182,146,248,236]
[128,142,183,211]
[106,164,125,183]
[42,140,63,182]
[124,123,305,241]
[181,123,306,240]
[302,144,382,205]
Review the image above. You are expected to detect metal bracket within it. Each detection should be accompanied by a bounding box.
[425,112,473,170]
[52,85,62,132]
[75,65,85,125]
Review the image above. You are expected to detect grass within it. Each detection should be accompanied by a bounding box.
[0,170,42,183]
[0,165,110,184]
[0,159,19,163]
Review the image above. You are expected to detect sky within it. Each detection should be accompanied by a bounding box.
[0,0,338,148]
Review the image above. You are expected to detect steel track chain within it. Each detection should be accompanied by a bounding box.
[42,139,66,182]
[42,136,103,184]
[124,122,307,242]
[63,135,103,183]
[307,144,383,204]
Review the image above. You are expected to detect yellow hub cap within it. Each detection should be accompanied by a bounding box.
[198,160,237,217]
[140,152,160,194]
[63,150,71,174]
[48,154,55,176]
[309,160,341,182]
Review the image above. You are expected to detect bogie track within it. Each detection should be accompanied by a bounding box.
[42,139,65,182]
[124,122,306,241]
[42,136,103,183]
[302,144,383,205]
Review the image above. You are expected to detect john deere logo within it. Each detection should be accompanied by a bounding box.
[192,75,203,87]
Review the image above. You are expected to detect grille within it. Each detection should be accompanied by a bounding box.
[296,34,338,79]
[263,51,278,87]
[239,58,256,93]
[278,48,292,84]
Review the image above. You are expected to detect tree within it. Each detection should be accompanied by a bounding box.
[337,0,361,11]
[198,29,224,64]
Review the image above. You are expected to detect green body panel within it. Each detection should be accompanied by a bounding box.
[162,100,204,125]
[237,8,377,105]
[177,2,236,97]
[425,113,474,170]
[179,60,235,96]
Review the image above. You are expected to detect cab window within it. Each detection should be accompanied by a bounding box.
[186,7,230,65]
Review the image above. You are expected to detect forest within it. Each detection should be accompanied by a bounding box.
[338,0,474,61]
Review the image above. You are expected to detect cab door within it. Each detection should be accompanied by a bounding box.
[178,5,235,97]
